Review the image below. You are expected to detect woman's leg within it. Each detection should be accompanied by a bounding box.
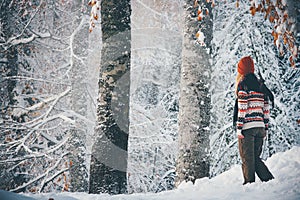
[254,128,274,182]
[238,129,256,184]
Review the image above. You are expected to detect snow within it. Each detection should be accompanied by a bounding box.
[1,146,299,200]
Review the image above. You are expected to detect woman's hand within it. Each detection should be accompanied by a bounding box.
[238,134,244,139]
[237,130,244,139]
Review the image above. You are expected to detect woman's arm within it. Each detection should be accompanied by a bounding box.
[233,98,238,127]
[237,90,248,138]
[263,98,270,131]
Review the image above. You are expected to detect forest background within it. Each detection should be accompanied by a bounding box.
[0,0,299,195]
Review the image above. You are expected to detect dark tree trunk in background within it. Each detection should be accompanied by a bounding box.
[175,0,212,186]
[0,0,18,107]
[89,0,131,194]
[286,0,300,35]
[286,0,300,67]
[0,1,20,190]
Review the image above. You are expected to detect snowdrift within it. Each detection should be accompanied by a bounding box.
[1,146,299,200]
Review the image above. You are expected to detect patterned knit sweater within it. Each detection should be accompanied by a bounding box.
[236,90,269,136]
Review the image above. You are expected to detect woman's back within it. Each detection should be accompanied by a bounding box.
[236,73,269,132]
[238,73,262,93]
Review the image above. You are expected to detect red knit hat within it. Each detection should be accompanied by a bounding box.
[237,56,255,75]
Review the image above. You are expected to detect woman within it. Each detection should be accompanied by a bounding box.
[234,56,274,185]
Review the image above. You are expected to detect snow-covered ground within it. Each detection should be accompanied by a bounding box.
[1,146,299,200]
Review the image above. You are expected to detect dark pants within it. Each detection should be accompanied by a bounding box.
[238,127,274,184]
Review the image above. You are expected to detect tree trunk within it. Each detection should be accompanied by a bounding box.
[89,0,131,194]
[286,0,300,36]
[286,0,300,66]
[0,0,21,191]
[175,0,212,186]
[0,0,18,106]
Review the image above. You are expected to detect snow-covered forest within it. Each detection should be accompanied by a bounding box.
[0,0,299,198]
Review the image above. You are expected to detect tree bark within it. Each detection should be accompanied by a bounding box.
[0,0,21,191]
[286,0,300,35]
[175,0,212,186]
[89,0,131,194]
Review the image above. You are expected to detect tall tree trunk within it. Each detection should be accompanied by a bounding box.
[175,0,212,186]
[286,0,300,66]
[286,0,300,36]
[0,0,18,106]
[0,0,20,190]
[89,0,131,194]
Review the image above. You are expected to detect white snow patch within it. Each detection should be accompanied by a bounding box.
[1,146,297,200]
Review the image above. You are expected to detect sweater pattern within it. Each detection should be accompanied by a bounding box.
[237,90,269,133]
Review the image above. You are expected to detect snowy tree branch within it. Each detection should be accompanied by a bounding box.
[10,152,69,193]
[11,87,71,119]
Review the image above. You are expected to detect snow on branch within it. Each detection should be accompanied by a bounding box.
[22,113,73,146]
[5,32,51,47]
[194,0,298,66]
[11,87,71,119]
[10,152,69,193]
[2,75,64,84]
[194,0,214,47]
[39,167,69,193]
[247,0,298,66]
[0,0,47,49]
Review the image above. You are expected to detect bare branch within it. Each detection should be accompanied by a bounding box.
[10,152,69,193]
[11,87,71,119]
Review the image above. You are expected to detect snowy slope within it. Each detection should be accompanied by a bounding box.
[2,146,298,200]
